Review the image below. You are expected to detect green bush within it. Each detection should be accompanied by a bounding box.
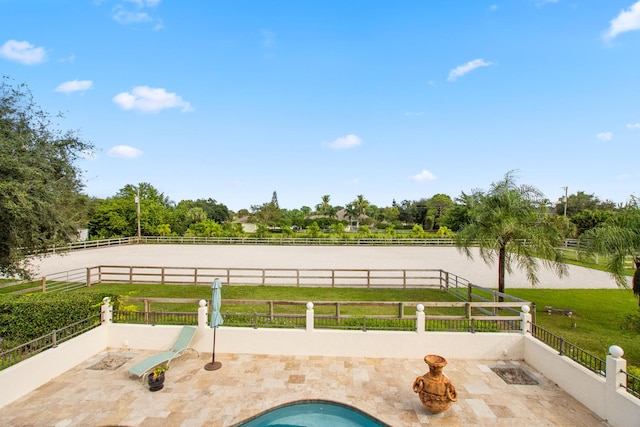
[622,312,640,333]
[0,292,117,348]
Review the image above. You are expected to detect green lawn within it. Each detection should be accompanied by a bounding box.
[508,288,639,368]
[74,282,640,370]
[0,280,40,294]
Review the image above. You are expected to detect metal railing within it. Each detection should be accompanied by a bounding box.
[220,313,307,329]
[112,311,198,326]
[314,316,416,331]
[14,268,98,295]
[425,318,521,333]
[529,323,606,377]
[622,370,640,399]
[0,314,102,370]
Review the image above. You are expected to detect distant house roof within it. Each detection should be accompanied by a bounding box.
[335,209,367,221]
[232,216,252,224]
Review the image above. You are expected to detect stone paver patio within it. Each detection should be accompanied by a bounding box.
[0,350,607,426]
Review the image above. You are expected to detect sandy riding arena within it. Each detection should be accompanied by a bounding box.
[27,244,622,290]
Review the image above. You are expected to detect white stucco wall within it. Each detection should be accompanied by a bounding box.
[106,324,524,361]
[0,326,107,409]
[522,335,640,427]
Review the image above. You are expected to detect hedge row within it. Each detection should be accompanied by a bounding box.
[0,292,118,349]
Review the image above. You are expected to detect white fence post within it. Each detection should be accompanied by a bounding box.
[198,300,208,328]
[306,302,314,332]
[416,304,425,334]
[100,297,112,324]
[607,345,627,391]
[520,305,532,334]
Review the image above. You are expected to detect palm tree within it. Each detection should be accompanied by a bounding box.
[455,171,568,294]
[579,203,640,305]
[186,207,207,223]
[353,195,370,228]
[316,195,337,217]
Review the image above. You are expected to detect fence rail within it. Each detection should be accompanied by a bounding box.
[120,297,530,321]
[623,370,640,399]
[425,318,521,332]
[91,265,447,288]
[112,311,198,326]
[46,236,459,254]
[529,322,606,377]
[0,315,102,370]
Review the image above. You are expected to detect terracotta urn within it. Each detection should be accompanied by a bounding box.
[413,354,458,415]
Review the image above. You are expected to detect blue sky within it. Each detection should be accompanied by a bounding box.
[1,0,639,211]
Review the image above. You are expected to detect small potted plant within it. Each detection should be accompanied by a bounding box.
[148,365,169,392]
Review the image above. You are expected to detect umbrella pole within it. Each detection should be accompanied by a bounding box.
[205,326,222,371]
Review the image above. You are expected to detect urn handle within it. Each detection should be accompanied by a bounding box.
[412,377,425,393]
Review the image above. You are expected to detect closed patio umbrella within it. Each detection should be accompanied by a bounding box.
[205,278,223,371]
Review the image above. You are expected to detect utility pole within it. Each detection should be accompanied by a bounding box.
[561,186,568,216]
[135,188,141,241]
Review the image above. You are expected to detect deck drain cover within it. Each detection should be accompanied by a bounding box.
[491,366,539,385]
[86,353,133,371]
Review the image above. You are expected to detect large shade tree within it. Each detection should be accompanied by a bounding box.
[88,182,172,238]
[455,171,568,294]
[0,77,93,278]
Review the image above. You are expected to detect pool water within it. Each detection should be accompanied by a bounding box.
[235,400,391,427]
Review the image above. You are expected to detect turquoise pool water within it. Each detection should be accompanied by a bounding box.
[235,400,390,427]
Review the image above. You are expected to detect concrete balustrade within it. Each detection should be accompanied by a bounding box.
[0,299,637,426]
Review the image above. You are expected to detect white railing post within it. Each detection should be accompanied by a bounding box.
[100,297,112,324]
[520,305,532,334]
[306,302,315,332]
[606,345,626,392]
[416,304,425,334]
[198,300,208,328]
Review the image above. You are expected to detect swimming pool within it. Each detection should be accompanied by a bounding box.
[234,400,391,427]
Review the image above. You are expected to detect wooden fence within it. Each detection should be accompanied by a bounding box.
[81,265,448,289]
[46,236,458,254]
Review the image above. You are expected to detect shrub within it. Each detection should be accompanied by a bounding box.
[0,292,117,348]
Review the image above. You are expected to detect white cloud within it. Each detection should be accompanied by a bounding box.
[59,54,76,63]
[447,59,493,82]
[0,40,47,65]
[596,132,613,141]
[627,123,640,129]
[112,1,162,28]
[404,112,424,117]
[113,9,152,24]
[54,80,94,93]
[261,29,276,48]
[125,0,161,6]
[603,1,640,41]
[113,86,193,113]
[410,169,437,182]
[325,134,362,150]
[108,145,143,158]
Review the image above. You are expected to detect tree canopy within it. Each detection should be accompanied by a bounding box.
[0,77,93,278]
